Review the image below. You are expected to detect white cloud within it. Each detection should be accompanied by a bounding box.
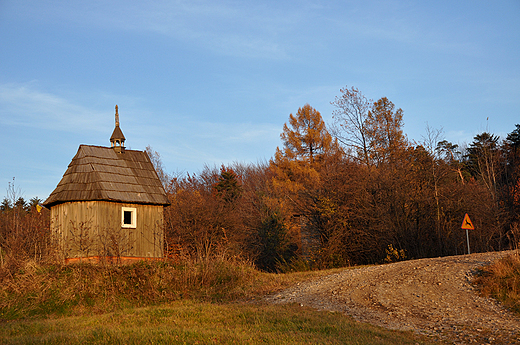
[116,1,295,59]
[0,83,108,133]
[134,119,281,174]
[18,0,294,59]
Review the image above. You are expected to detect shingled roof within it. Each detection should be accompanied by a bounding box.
[43,145,170,207]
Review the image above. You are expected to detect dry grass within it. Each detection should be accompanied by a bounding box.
[0,257,247,319]
[474,251,520,315]
[0,255,347,320]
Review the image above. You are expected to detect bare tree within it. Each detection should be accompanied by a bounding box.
[331,86,373,167]
[146,145,170,188]
[68,219,95,260]
[422,125,448,254]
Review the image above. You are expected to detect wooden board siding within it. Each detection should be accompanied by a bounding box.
[51,201,164,259]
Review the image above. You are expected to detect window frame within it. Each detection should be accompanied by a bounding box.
[121,207,137,228]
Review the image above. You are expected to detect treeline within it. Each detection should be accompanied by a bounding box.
[0,179,50,264]
[2,86,520,272]
[158,86,520,271]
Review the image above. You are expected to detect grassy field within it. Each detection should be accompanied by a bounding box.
[4,250,519,344]
[0,300,439,345]
[0,256,443,344]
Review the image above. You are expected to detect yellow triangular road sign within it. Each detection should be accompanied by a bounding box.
[461,213,474,230]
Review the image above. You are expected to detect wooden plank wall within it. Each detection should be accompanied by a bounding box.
[50,201,164,259]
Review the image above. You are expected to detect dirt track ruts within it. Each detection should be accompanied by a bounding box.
[265,250,520,344]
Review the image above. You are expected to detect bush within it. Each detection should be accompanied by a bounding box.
[474,252,520,315]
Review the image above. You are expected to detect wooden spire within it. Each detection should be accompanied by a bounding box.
[110,105,126,153]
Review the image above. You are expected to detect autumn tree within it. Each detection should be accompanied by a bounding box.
[366,97,408,166]
[437,140,466,184]
[503,125,520,223]
[270,104,344,264]
[164,162,285,265]
[331,87,409,168]
[462,132,512,251]
[278,104,338,165]
[308,156,388,266]
[272,104,342,194]
[229,162,300,271]
[463,132,510,252]
[464,132,502,199]
[164,166,247,260]
[418,126,475,256]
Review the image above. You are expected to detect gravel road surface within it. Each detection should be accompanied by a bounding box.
[266,251,520,344]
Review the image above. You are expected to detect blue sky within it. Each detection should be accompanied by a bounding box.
[1,0,519,200]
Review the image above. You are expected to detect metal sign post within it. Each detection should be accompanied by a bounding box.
[461,213,474,255]
[466,229,470,254]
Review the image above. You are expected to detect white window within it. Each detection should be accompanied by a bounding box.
[121,207,137,228]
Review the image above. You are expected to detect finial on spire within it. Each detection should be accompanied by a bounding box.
[115,105,119,127]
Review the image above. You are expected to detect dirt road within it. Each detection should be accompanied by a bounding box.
[266,251,520,344]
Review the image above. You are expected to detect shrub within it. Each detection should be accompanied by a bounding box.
[384,244,407,263]
[474,252,520,315]
[0,255,258,319]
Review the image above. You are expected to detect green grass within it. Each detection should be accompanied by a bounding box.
[0,300,438,345]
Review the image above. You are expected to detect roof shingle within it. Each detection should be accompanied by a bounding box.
[43,145,170,207]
